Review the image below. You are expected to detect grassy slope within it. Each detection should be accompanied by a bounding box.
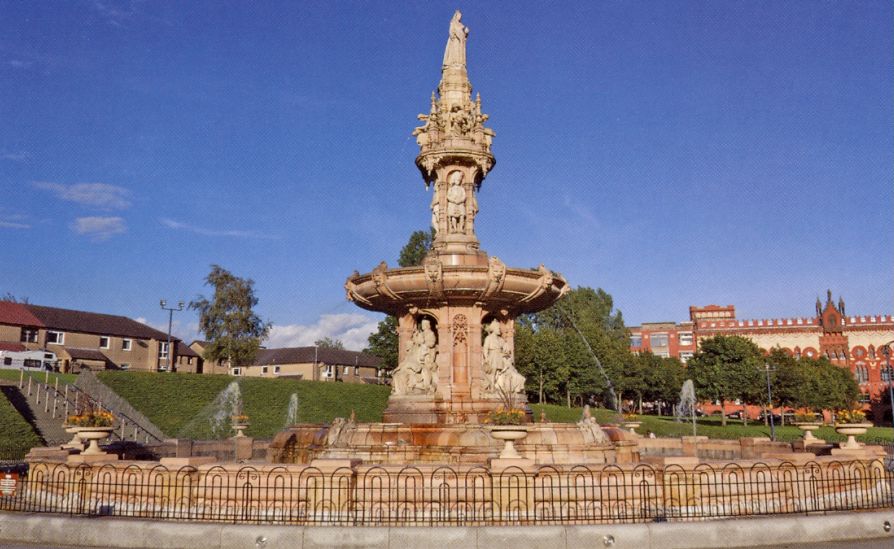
[97,372,391,439]
[0,369,77,386]
[0,390,42,459]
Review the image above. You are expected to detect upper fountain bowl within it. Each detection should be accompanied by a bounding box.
[345,254,568,316]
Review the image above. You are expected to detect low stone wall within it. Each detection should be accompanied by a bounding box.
[7,453,891,526]
[637,436,796,460]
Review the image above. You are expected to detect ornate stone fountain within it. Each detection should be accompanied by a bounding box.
[270,12,629,465]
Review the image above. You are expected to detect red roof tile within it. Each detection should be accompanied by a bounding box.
[23,304,172,340]
[0,301,44,327]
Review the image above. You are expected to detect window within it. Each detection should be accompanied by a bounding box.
[678,332,693,346]
[99,336,110,349]
[679,352,693,363]
[858,392,871,403]
[274,366,281,375]
[882,367,892,382]
[262,366,269,374]
[656,351,670,358]
[122,339,132,351]
[343,365,350,375]
[630,335,642,347]
[853,347,865,358]
[159,342,170,360]
[323,365,333,377]
[854,363,869,384]
[650,333,669,347]
[354,366,359,376]
[20,328,38,343]
[46,331,64,344]
[119,363,130,370]
[2,357,10,366]
[231,367,241,376]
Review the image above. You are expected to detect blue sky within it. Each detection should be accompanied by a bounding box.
[1,1,891,349]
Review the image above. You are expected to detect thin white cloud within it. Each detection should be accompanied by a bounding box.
[160,218,278,240]
[71,216,126,240]
[0,220,30,229]
[265,313,380,351]
[33,181,131,210]
[1,151,29,161]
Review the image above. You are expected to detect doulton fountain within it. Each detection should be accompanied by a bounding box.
[269,11,632,465]
[12,15,889,538]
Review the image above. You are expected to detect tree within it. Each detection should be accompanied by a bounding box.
[687,335,763,427]
[364,229,433,373]
[1,292,29,303]
[639,353,686,416]
[515,286,632,409]
[315,337,345,350]
[397,229,434,268]
[190,265,271,369]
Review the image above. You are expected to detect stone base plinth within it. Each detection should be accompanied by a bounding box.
[383,395,525,425]
[269,421,619,466]
[67,453,119,464]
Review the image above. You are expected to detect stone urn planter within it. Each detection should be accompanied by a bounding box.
[489,425,529,459]
[77,427,115,455]
[794,422,822,441]
[62,426,86,450]
[232,418,250,438]
[622,421,642,435]
[834,423,872,450]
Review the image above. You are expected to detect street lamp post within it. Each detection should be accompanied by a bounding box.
[882,342,894,431]
[159,299,184,373]
[765,363,776,442]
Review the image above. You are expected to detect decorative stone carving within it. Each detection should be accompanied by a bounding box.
[443,10,468,68]
[446,171,466,233]
[326,416,356,448]
[391,318,438,396]
[430,187,440,232]
[480,256,506,300]
[577,405,609,444]
[482,319,525,397]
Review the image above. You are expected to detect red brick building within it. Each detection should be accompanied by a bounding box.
[629,292,894,411]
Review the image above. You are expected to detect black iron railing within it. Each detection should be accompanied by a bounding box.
[1,460,891,526]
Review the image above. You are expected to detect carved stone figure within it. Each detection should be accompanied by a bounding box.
[482,319,525,396]
[446,171,466,233]
[577,405,609,444]
[391,318,438,396]
[443,10,468,68]
[430,189,440,232]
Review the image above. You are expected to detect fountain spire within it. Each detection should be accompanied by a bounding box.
[412,10,496,261]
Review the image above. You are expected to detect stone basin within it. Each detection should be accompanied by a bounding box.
[345,259,568,316]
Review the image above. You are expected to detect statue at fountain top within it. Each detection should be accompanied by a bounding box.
[443,10,468,68]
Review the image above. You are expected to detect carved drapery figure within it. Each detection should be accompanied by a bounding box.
[391,318,438,396]
[482,319,526,396]
[443,10,468,68]
[446,171,466,233]
[430,187,440,232]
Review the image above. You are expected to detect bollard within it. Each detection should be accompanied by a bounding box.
[44,385,49,413]
[64,385,69,417]
[18,368,23,388]
[35,383,40,406]
[27,376,32,397]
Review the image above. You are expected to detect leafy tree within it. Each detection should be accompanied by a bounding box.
[767,347,860,419]
[314,337,345,350]
[687,335,763,427]
[515,286,630,409]
[639,353,686,416]
[1,292,29,303]
[190,265,271,369]
[397,229,434,268]
[364,229,433,373]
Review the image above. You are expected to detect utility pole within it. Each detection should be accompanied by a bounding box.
[159,299,184,372]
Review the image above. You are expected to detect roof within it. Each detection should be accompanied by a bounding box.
[0,302,44,327]
[6,304,173,341]
[254,347,381,368]
[64,348,109,362]
[0,342,26,352]
[177,341,200,358]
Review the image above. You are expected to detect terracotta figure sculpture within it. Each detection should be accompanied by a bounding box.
[443,10,468,68]
[446,171,466,233]
[391,318,438,395]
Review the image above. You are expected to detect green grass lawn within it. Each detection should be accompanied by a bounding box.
[530,403,894,444]
[0,389,42,460]
[97,371,391,439]
[0,369,77,386]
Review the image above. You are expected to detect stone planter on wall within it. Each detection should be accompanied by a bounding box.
[794,422,822,441]
[76,427,114,455]
[834,423,872,450]
[489,425,528,459]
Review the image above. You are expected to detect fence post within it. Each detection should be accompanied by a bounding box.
[18,368,23,388]
[44,385,50,413]
[27,376,32,397]
[64,385,69,417]
[74,391,78,415]
[35,382,40,406]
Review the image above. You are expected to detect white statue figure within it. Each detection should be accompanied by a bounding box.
[443,10,468,68]
[446,171,466,233]
[391,318,438,395]
[482,319,526,396]
[430,189,440,232]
